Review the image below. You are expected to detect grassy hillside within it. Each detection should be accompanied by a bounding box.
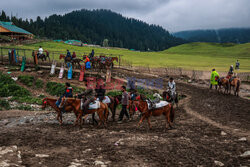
[2,41,250,72]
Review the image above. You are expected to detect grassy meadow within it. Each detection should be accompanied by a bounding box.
[2,41,250,72]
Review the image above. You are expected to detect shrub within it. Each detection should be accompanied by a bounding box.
[18,75,34,87]
[0,99,10,110]
[16,104,33,111]
[0,72,15,85]
[10,96,42,105]
[35,79,44,89]
[46,82,84,96]
[106,91,122,97]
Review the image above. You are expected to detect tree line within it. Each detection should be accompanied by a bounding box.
[0,9,185,51]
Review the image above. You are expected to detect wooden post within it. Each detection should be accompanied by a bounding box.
[119,55,121,67]
[1,47,3,65]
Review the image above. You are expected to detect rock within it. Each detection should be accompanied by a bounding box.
[154,136,159,139]
[37,70,44,74]
[188,79,192,83]
[26,68,32,72]
[35,154,49,158]
[11,77,18,81]
[221,131,227,136]
[101,165,107,167]
[240,151,250,157]
[238,137,247,141]
[25,119,30,123]
[119,130,125,133]
[214,160,224,166]
[4,66,9,69]
[94,160,105,166]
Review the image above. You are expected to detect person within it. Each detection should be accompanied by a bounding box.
[56,82,73,109]
[210,69,219,90]
[90,49,95,58]
[118,86,130,123]
[229,65,234,75]
[130,89,138,101]
[168,77,176,99]
[85,55,90,63]
[95,83,106,102]
[72,52,76,59]
[235,60,240,70]
[38,46,43,58]
[65,50,72,60]
[76,87,96,113]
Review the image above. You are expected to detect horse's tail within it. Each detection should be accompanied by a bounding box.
[236,79,240,92]
[170,104,174,123]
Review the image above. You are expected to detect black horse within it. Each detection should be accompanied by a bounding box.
[162,90,179,108]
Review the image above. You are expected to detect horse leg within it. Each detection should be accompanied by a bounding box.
[147,117,152,129]
[138,115,146,127]
[166,110,172,129]
[92,113,98,125]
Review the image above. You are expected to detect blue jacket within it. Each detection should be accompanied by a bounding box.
[63,87,73,97]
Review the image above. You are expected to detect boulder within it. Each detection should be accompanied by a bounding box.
[26,68,32,72]
[37,71,44,74]
[214,160,224,166]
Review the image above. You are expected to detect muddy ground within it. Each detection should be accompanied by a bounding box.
[0,67,250,166]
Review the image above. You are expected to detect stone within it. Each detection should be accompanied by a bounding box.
[188,79,192,83]
[119,130,125,133]
[221,131,227,136]
[94,160,105,166]
[26,68,32,72]
[240,151,250,157]
[214,160,224,166]
[238,137,247,141]
[35,154,49,158]
[37,71,44,74]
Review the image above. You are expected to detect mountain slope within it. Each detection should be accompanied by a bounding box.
[0,9,185,51]
[173,28,250,43]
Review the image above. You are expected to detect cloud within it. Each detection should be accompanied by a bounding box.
[0,0,250,31]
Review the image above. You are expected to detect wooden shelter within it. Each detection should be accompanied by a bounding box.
[0,21,33,40]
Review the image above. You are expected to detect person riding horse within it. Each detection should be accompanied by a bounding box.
[37,46,43,58]
[56,83,73,110]
[95,83,106,102]
[76,88,96,114]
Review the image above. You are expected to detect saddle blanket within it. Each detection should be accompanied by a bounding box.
[147,100,169,109]
[88,101,100,109]
[97,96,111,104]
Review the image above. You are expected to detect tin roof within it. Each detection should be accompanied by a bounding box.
[0,21,32,35]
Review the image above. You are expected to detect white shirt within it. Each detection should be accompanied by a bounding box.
[38,48,43,55]
[168,81,176,94]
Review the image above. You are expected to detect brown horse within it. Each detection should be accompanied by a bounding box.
[61,98,109,126]
[129,99,174,129]
[229,77,241,96]
[33,50,50,61]
[59,54,82,69]
[218,77,230,94]
[42,97,77,125]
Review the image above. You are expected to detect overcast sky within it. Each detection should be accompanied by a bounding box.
[1,0,250,32]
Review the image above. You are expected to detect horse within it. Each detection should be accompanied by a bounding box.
[61,97,109,127]
[129,99,174,129]
[41,97,77,125]
[229,77,241,96]
[162,90,179,108]
[59,54,82,69]
[33,51,50,61]
[217,77,230,94]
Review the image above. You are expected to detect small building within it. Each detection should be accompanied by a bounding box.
[0,21,33,40]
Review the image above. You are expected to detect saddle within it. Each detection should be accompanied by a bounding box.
[146,100,168,110]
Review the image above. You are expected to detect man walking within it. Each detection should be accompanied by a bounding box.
[118,86,130,123]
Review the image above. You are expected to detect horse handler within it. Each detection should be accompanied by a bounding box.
[118,86,130,123]
[210,69,219,90]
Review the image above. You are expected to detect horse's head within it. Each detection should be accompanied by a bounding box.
[41,98,48,110]
[59,54,65,59]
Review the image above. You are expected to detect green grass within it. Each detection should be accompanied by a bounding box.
[2,41,250,72]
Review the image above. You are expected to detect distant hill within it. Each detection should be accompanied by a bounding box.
[0,9,185,51]
[173,28,250,43]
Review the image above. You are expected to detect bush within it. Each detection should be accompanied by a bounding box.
[10,96,42,105]
[18,75,34,87]
[0,72,15,85]
[0,99,10,110]
[35,79,44,89]
[46,82,84,96]
[16,104,33,111]
[106,91,122,97]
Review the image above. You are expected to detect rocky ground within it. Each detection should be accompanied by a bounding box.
[0,66,250,166]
